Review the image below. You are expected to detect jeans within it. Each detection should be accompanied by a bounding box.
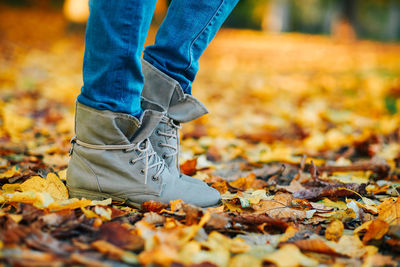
[78,0,238,118]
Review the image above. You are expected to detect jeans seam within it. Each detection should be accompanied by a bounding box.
[184,0,225,72]
[119,3,134,103]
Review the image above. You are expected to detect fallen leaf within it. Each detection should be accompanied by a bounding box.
[20,173,68,201]
[325,220,344,242]
[263,244,318,267]
[292,238,338,255]
[98,221,144,250]
[378,197,400,225]
[0,166,21,179]
[354,219,389,243]
[180,158,198,176]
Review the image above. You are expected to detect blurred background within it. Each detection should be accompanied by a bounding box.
[3,0,400,40]
[0,0,399,168]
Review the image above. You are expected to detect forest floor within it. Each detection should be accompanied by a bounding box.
[0,5,400,267]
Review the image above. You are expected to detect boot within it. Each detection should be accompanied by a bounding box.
[66,102,220,208]
[141,59,208,184]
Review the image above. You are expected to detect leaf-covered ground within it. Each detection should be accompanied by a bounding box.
[1,6,400,267]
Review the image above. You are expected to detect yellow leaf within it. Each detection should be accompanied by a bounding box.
[170,199,184,212]
[81,207,99,219]
[319,198,348,210]
[57,169,67,180]
[48,198,92,211]
[325,220,344,242]
[2,183,21,193]
[0,166,21,179]
[20,173,68,201]
[263,244,318,267]
[280,225,299,242]
[8,214,23,223]
[1,104,33,142]
[4,191,55,208]
[230,254,262,267]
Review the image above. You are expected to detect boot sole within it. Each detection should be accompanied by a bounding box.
[68,187,142,208]
[68,187,222,209]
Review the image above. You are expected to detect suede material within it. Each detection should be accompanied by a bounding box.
[75,102,139,145]
[67,103,219,207]
[141,59,208,123]
[141,59,208,185]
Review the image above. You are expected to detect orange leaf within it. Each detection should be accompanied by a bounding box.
[211,180,228,194]
[293,239,338,255]
[354,219,389,243]
[180,159,197,176]
[229,173,256,190]
[141,200,168,213]
[378,197,400,225]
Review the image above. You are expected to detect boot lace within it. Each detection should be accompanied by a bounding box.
[156,116,181,159]
[70,137,165,185]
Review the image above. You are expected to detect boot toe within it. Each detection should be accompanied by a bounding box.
[188,184,221,207]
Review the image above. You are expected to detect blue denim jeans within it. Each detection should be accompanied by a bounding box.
[78,0,238,118]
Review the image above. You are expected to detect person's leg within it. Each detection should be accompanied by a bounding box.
[77,0,157,118]
[143,0,239,95]
[141,0,238,182]
[67,0,221,207]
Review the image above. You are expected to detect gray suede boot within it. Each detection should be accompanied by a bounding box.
[66,102,220,208]
[141,59,208,185]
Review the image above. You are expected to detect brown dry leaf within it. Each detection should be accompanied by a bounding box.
[378,197,400,225]
[98,221,144,250]
[354,219,389,243]
[180,158,197,176]
[252,193,306,220]
[206,213,229,229]
[279,179,305,193]
[292,238,338,255]
[325,220,344,242]
[20,173,68,201]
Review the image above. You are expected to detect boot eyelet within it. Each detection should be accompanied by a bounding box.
[162,154,167,159]
[152,176,159,182]
[156,130,160,136]
[140,169,145,175]
[158,142,163,147]
[129,160,134,165]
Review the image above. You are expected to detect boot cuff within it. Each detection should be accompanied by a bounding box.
[75,102,165,145]
[75,102,140,145]
[141,59,209,123]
